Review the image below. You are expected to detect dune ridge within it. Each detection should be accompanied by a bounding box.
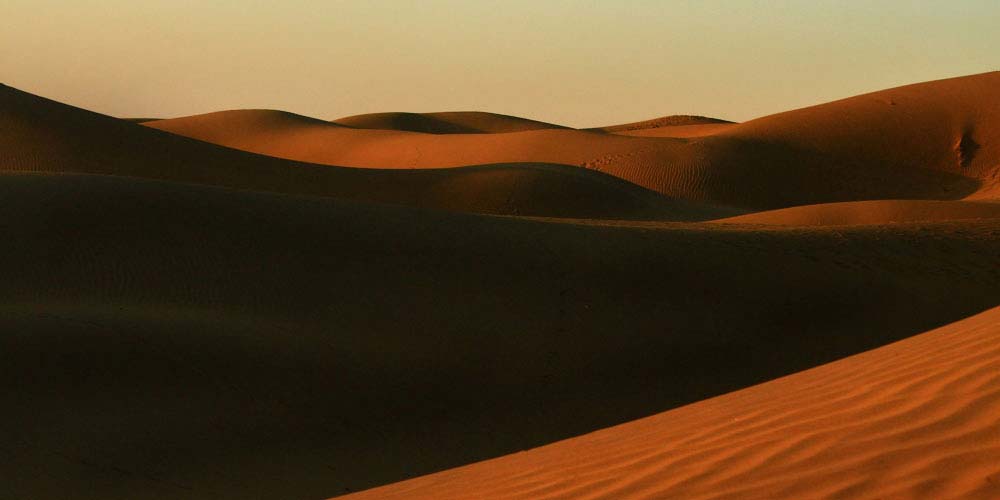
[144,72,1000,210]
[602,122,736,138]
[332,111,569,134]
[0,84,712,221]
[587,114,733,132]
[338,305,1000,499]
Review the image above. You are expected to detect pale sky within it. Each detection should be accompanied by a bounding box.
[3,1,998,127]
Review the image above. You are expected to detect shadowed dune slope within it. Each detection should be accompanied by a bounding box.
[0,84,712,220]
[332,111,569,133]
[587,114,733,132]
[722,72,1000,199]
[339,305,1000,500]
[144,73,1000,210]
[712,199,1000,226]
[607,122,736,138]
[145,109,348,136]
[1,173,998,499]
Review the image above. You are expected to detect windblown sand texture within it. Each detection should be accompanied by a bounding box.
[340,305,1000,500]
[1,72,998,500]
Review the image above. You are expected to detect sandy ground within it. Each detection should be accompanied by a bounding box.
[339,305,1000,500]
[1,72,998,500]
[144,73,1000,210]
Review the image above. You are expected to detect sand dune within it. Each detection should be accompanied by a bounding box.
[3,73,1000,500]
[1,173,998,499]
[606,122,736,138]
[712,199,1000,226]
[0,84,709,221]
[332,111,568,134]
[583,113,733,138]
[339,305,1000,500]
[721,73,1000,190]
[587,114,733,132]
[144,72,1000,210]
[145,115,975,211]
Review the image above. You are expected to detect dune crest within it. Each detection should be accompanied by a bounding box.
[0,85,712,220]
[332,111,569,134]
[587,114,733,132]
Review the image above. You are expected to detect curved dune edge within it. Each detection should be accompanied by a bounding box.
[141,72,1000,209]
[336,305,1000,500]
[711,199,1000,226]
[332,111,569,134]
[0,84,725,221]
[587,114,734,132]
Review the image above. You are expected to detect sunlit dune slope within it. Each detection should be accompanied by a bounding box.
[339,305,1000,500]
[332,111,569,133]
[0,84,708,220]
[712,199,1000,226]
[145,72,1000,210]
[1,173,998,499]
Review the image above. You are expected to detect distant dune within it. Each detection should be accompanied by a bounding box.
[604,122,736,138]
[333,111,568,134]
[585,115,735,138]
[339,305,1000,500]
[587,114,733,131]
[0,85,711,221]
[2,72,999,500]
[144,72,1000,210]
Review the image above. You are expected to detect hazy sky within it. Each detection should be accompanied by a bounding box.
[3,1,998,126]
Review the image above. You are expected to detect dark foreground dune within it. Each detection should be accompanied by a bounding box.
[1,72,999,500]
[712,199,1000,226]
[0,173,997,499]
[339,305,1000,500]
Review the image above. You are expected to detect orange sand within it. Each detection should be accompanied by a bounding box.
[145,72,1000,210]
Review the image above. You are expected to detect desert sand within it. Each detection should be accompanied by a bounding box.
[1,86,711,221]
[340,305,1000,500]
[144,72,1000,210]
[1,72,998,500]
